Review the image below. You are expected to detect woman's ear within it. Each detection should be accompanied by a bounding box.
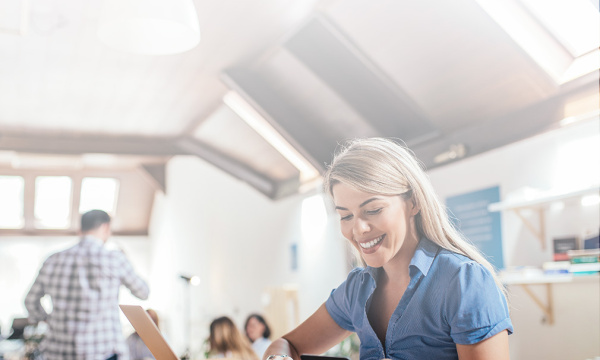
[409,198,420,216]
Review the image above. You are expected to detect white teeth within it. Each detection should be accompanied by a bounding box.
[359,235,383,249]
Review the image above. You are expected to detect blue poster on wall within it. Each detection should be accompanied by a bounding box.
[446,186,504,270]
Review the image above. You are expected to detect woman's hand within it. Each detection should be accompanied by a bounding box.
[263,304,351,360]
[263,339,297,360]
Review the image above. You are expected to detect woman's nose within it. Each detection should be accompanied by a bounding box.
[353,217,371,236]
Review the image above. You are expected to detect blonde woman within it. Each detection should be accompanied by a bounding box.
[264,138,512,360]
[209,316,259,360]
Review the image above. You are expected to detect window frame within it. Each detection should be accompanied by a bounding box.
[0,169,129,236]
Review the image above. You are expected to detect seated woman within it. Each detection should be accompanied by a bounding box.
[263,138,513,360]
[244,314,272,358]
[127,309,159,360]
[208,316,258,360]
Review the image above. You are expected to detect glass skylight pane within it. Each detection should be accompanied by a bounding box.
[79,177,119,214]
[521,0,600,57]
[34,176,72,229]
[0,176,24,229]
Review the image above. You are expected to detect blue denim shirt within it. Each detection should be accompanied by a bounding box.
[325,238,513,360]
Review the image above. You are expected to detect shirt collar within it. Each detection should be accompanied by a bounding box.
[80,235,104,246]
[364,237,440,280]
[409,237,440,276]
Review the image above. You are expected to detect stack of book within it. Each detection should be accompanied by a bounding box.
[542,261,570,275]
[567,249,600,276]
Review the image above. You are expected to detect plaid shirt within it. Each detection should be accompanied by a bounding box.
[25,236,150,360]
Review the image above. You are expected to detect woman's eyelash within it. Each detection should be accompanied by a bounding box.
[340,208,382,220]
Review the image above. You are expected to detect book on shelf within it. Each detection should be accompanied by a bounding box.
[569,262,600,273]
[567,248,600,258]
[583,233,600,250]
[570,256,599,264]
[567,248,600,266]
[553,237,578,261]
[542,261,570,275]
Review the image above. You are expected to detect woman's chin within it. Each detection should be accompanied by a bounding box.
[363,255,387,268]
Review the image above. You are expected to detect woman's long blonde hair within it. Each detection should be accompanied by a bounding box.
[324,137,506,297]
[209,316,258,360]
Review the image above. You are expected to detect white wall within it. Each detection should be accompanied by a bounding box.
[428,119,600,360]
[146,156,349,356]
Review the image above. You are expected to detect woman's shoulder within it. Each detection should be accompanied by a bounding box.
[434,248,495,280]
[254,337,271,344]
[343,266,377,286]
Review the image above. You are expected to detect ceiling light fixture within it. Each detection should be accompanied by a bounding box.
[223,91,320,182]
[433,143,467,165]
[97,0,201,55]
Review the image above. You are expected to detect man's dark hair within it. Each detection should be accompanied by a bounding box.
[81,210,111,232]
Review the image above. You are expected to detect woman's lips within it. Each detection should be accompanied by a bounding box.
[358,234,385,254]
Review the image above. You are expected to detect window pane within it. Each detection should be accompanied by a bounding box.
[34,176,72,229]
[0,176,24,229]
[79,177,119,214]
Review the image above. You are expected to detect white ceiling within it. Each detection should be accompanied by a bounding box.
[0,0,598,198]
[0,0,323,136]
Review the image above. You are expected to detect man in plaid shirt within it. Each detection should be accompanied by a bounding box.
[25,209,150,360]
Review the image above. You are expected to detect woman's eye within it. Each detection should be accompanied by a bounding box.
[366,208,382,215]
[340,214,353,221]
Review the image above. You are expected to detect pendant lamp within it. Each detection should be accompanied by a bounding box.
[98,0,201,55]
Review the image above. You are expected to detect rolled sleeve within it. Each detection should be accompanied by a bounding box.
[445,262,513,345]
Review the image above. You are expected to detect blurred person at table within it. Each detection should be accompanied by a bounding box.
[263,138,512,360]
[208,316,258,360]
[127,309,160,360]
[25,209,150,360]
[244,314,272,358]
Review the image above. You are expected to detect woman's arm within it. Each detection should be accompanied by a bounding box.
[263,303,352,360]
[456,330,510,360]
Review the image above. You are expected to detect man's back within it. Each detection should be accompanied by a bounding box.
[25,236,149,360]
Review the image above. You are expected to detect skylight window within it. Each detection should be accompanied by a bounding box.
[477,0,600,84]
[34,176,72,229]
[79,177,120,214]
[520,0,599,58]
[0,176,24,229]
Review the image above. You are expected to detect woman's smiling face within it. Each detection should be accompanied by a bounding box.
[332,182,419,268]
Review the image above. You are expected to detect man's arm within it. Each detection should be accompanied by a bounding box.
[24,264,49,323]
[116,251,150,300]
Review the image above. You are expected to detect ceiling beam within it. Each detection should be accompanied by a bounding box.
[175,137,280,198]
[139,163,167,193]
[284,16,438,146]
[0,133,186,156]
[414,80,599,170]
[0,132,302,199]
[222,67,332,171]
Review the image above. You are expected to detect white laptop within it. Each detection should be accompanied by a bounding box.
[120,305,179,360]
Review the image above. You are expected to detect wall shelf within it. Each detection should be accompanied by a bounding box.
[487,186,600,249]
[501,273,599,325]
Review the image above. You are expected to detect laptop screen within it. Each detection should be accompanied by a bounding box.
[120,305,179,360]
